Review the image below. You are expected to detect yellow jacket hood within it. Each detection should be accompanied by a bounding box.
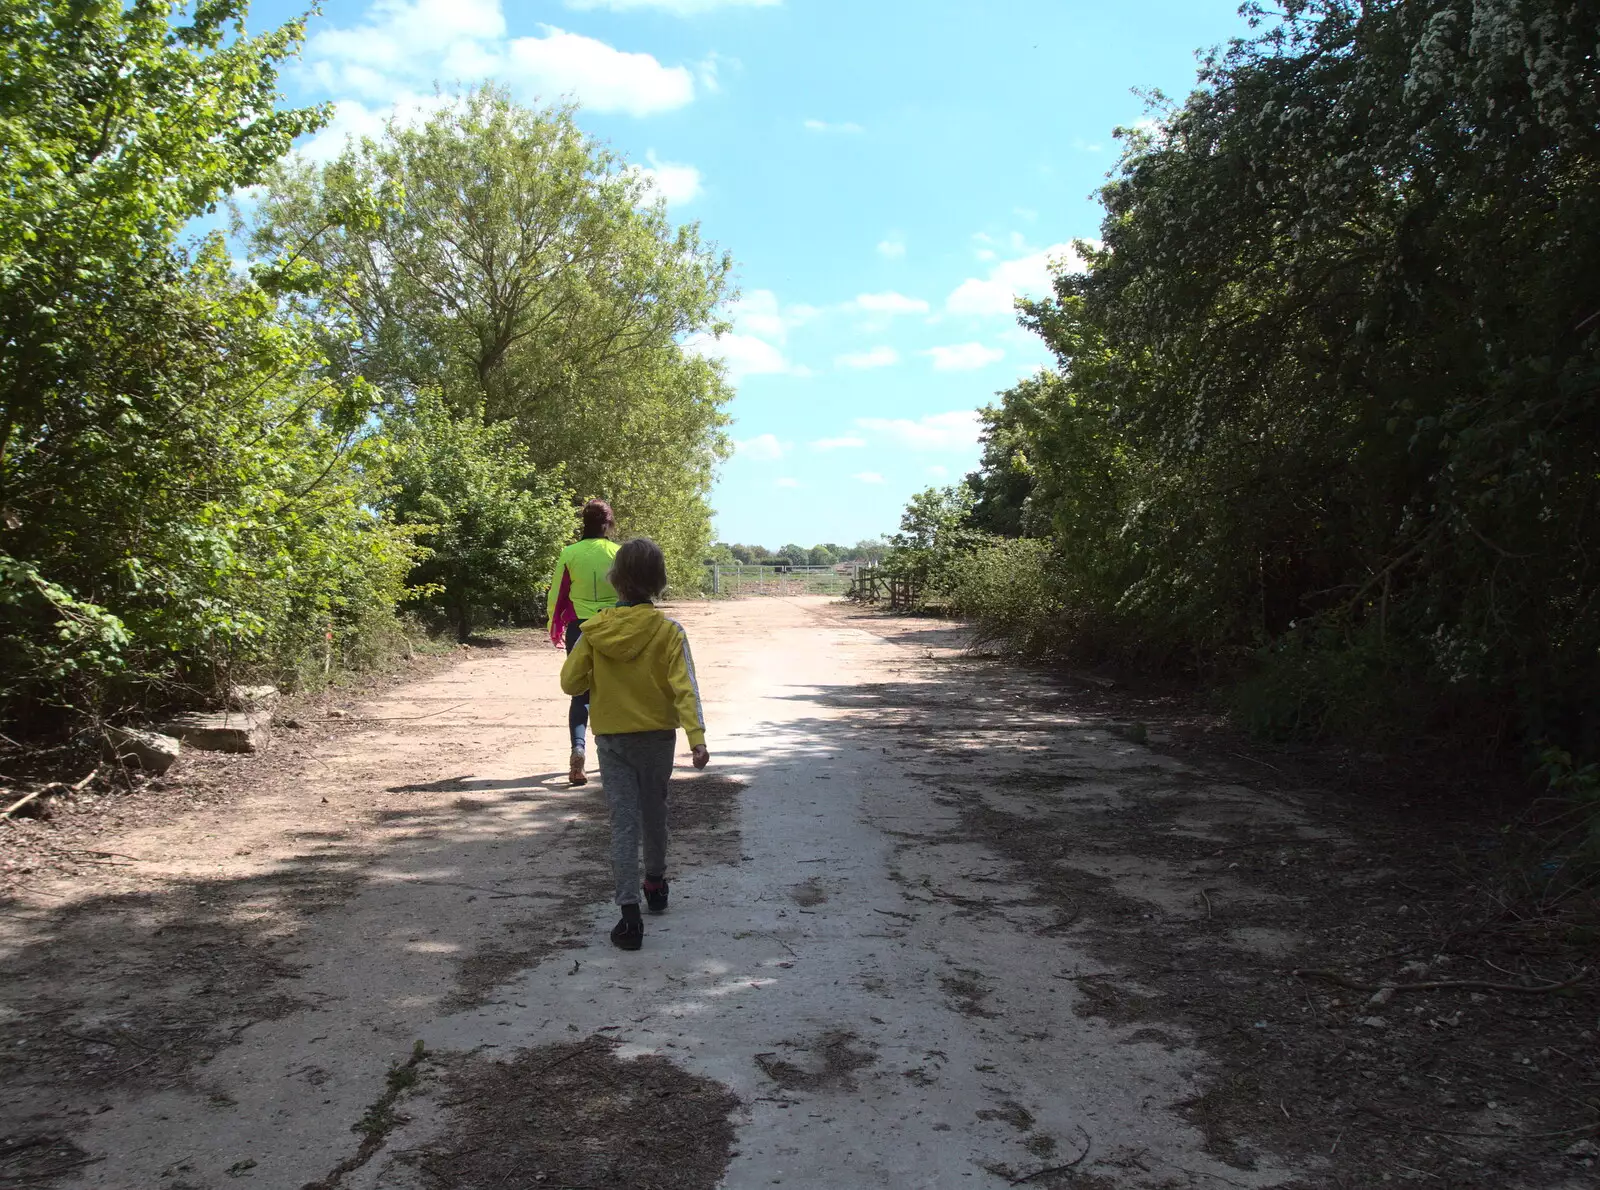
[578,603,662,663]
[559,605,706,747]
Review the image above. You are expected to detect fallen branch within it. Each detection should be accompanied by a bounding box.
[0,788,50,820]
[1,769,97,821]
[1292,966,1591,995]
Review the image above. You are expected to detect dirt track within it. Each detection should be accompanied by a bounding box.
[1,599,1595,1189]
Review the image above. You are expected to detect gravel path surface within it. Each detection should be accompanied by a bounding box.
[2,599,1593,1189]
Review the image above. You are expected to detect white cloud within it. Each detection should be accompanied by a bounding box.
[927,342,1005,371]
[298,94,454,162]
[804,118,865,134]
[927,464,949,478]
[853,471,886,484]
[569,0,779,11]
[855,410,982,451]
[812,435,867,450]
[631,150,703,204]
[774,476,801,489]
[728,290,788,342]
[945,242,1090,317]
[849,291,929,316]
[877,236,906,259]
[694,52,729,93]
[686,331,800,380]
[304,3,696,128]
[506,28,693,115]
[307,0,506,98]
[735,433,787,460]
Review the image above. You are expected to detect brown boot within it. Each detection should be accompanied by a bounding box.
[568,748,587,786]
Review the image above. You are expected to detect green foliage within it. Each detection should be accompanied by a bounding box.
[252,87,732,587]
[940,0,1600,756]
[0,554,131,700]
[0,6,748,730]
[933,537,1062,658]
[884,483,983,590]
[1229,622,1419,742]
[385,396,570,640]
[0,1,432,721]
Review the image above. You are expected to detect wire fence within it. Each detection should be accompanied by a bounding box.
[701,562,922,610]
[703,563,854,597]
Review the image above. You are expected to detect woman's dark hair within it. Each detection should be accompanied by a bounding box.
[608,538,669,601]
[580,499,614,539]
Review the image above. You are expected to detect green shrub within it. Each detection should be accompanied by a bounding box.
[934,538,1061,656]
[1229,622,1420,742]
[385,395,571,641]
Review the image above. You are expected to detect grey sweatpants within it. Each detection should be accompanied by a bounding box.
[596,730,676,906]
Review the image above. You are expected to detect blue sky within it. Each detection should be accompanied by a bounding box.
[244,0,1255,547]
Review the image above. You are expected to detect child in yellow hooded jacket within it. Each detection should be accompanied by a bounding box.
[560,537,709,950]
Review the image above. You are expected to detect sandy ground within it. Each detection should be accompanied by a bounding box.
[1,598,1594,1190]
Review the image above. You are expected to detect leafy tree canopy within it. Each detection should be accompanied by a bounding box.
[921,0,1600,752]
[251,87,734,586]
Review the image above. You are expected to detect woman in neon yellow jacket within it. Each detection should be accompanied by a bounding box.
[547,499,620,785]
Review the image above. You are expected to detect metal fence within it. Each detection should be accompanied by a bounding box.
[704,563,853,597]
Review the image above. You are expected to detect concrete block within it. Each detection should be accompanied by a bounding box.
[104,727,182,774]
[163,711,269,754]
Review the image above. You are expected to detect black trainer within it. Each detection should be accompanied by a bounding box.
[610,904,643,951]
[643,878,669,914]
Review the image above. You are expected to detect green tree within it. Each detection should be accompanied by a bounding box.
[953,0,1600,744]
[0,2,424,719]
[886,484,981,590]
[849,539,889,564]
[252,87,733,587]
[386,396,570,641]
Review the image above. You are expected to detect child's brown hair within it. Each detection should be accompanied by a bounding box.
[608,538,668,602]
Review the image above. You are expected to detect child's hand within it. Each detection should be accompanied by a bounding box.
[692,744,710,769]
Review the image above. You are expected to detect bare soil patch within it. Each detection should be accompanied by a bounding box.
[752,1030,878,1093]
[0,867,329,1108]
[668,771,744,868]
[811,603,1600,1189]
[0,640,476,899]
[410,1038,740,1190]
